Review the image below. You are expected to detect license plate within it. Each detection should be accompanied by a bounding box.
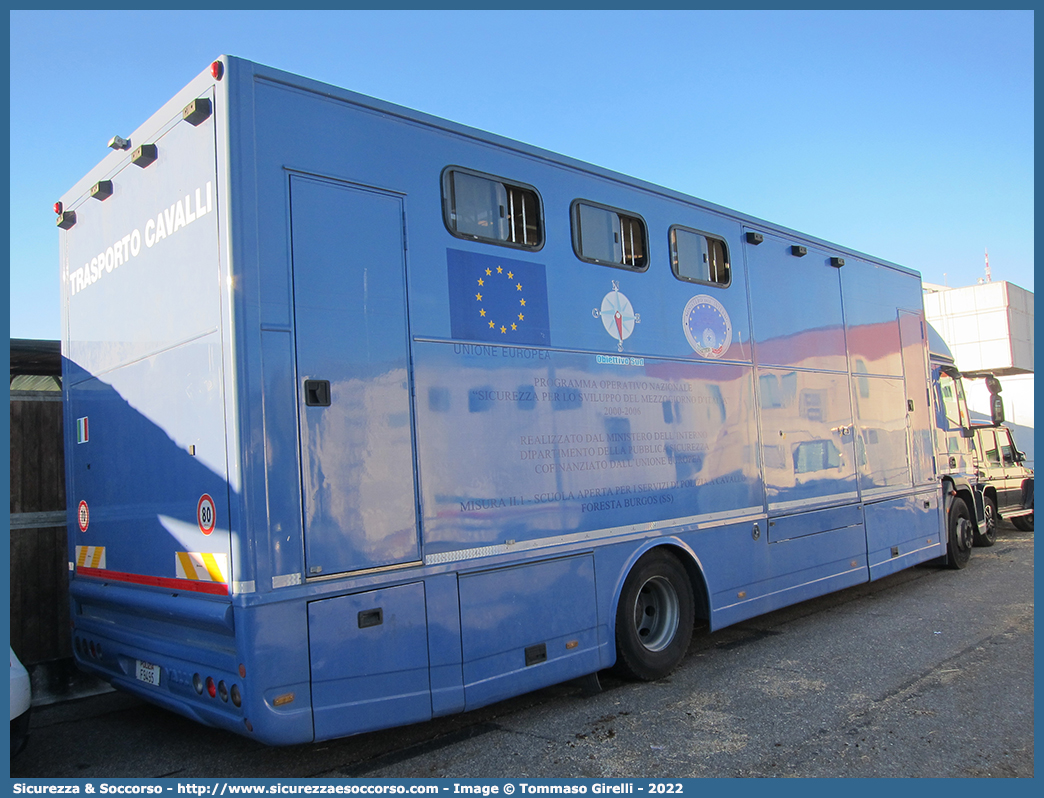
[136,660,161,686]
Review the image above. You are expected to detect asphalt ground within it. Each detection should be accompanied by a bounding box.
[10,521,1033,779]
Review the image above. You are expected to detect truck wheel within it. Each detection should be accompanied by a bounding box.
[974,496,998,547]
[945,497,973,569]
[1012,512,1034,532]
[612,549,695,681]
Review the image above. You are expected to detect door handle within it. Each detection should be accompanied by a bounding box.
[304,379,331,407]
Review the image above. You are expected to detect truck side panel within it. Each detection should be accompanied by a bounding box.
[59,56,954,746]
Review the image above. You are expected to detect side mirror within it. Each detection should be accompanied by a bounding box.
[991,394,1005,426]
[1015,450,1026,463]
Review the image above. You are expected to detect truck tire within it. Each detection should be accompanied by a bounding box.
[945,496,973,569]
[10,708,30,757]
[612,548,695,681]
[1012,512,1034,532]
[974,496,998,547]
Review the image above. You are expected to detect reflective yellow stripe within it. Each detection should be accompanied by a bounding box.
[76,546,105,569]
[200,553,226,583]
[177,552,200,580]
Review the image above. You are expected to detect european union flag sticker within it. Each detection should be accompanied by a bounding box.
[447,249,551,346]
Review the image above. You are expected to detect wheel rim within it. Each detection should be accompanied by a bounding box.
[632,575,680,652]
[984,503,996,534]
[956,515,974,551]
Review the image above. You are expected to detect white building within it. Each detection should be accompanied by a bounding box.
[923,280,1034,467]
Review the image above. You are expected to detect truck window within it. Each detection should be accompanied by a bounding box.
[1000,432,1016,465]
[443,169,543,249]
[670,226,730,286]
[938,371,968,429]
[980,430,1001,465]
[572,201,647,270]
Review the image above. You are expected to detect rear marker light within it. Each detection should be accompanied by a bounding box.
[238,663,246,678]
[57,211,76,230]
[107,135,130,150]
[182,98,212,126]
[131,143,158,168]
[206,676,216,698]
[211,61,224,80]
[230,684,241,707]
[218,680,228,702]
[91,180,113,201]
[193,674,203,695]
[53,202,63,215]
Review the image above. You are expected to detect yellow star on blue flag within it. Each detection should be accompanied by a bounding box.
[447,249,551,345]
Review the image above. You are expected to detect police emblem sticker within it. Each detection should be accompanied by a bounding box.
[683,294,732,358]
[593,281,640,351]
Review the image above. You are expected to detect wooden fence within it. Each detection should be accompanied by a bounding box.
[10,382,70,666]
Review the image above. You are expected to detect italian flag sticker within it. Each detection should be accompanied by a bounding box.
[77,417,89,444]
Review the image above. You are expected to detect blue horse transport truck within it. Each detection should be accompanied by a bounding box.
[59,56,972,745]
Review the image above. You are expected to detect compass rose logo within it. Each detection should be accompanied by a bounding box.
[593,281,640,352]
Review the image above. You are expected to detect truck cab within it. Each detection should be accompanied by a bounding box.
[927,324,983,567]
[933,362,975,479]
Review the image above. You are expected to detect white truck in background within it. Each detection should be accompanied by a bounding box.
[927,324,1033,549]
[967,375,1034,536]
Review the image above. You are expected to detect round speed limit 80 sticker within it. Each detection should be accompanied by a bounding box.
[197,493,216,535]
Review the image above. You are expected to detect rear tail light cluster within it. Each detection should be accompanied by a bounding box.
[75,636,103,660]
[74,637,243,711]
[193,672,242,707]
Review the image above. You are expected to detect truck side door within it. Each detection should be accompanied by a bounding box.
[997,428,1030,514]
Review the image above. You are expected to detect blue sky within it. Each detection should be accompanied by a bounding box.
[9,9,1034,341]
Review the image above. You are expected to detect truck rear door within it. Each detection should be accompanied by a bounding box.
[64,86,232,597]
